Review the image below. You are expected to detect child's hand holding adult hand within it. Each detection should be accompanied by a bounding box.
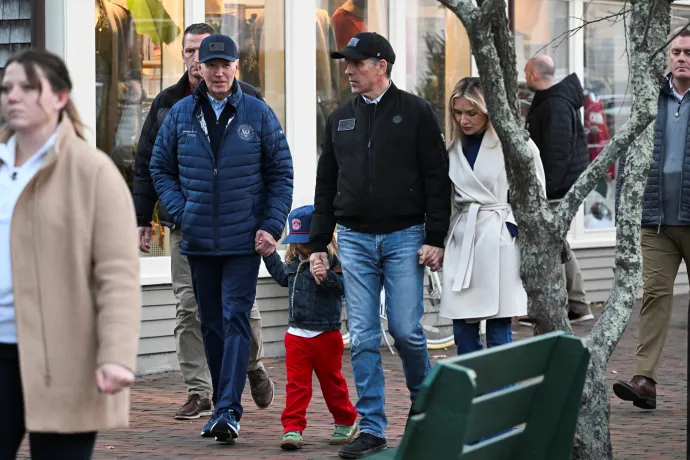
[309,252,329,285]
[312,262,327,281]
[255,230,277,256]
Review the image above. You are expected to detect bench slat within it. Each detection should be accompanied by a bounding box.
[460,426,524,460]
[463,378,542,442]
[443,332,562,394]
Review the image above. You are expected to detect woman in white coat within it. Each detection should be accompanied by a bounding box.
[440,77,545,355]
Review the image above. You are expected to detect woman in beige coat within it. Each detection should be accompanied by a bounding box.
[0,50,141,459]
[440,77,545,355]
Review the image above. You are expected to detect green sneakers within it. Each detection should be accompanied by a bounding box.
[280,431,303,450]
[328,424,359,445]
[281,424,357,450]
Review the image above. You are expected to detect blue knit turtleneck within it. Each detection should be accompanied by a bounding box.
[462,133,484,170]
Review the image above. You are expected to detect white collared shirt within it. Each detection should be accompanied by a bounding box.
[0,129,59,344]
[670,76,689,102]
[362,80,392,105]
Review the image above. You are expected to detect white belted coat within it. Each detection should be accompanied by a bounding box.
[440,130,546,321]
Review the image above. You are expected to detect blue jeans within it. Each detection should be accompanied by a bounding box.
[453,317,513,356]
[187,255,261,420]
[337,224,431,439]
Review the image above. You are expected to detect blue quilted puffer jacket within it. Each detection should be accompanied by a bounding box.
[150,81,293,256]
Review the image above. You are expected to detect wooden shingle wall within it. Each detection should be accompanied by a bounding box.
[0,0,32,69]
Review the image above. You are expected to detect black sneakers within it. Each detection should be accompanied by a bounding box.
[339,432,387,459]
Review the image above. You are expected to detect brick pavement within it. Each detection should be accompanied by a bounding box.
[18,297,687,459]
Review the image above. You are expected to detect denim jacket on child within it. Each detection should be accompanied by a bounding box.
[263,252,344,331]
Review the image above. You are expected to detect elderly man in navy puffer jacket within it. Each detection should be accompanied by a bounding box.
[150,34,293,443]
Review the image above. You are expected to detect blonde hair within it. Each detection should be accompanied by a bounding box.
[285,234,340,264]
[447,77,496,150]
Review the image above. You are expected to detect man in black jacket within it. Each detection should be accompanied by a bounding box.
[132,23,274,421]
[309,32,450,458]
[523,55,594,325]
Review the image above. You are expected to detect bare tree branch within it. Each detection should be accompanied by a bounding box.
[641,0,658,46]
[479,0,502,26]
[590,123,653,360]
[489,0,521,120]
[648,18,690,61]
[554,110,653,233]
[534,10,630,57]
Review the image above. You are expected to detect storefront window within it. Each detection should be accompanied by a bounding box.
[315,0,389,161]
[582,2,630,229]
[406,0,471,136]
[95,0,185,257]
[514,0,570,114]
[581,3,690,230]
[206,0,286,127]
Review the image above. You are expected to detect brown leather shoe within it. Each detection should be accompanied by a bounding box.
[174,394,213,420]
[612,375,657,409]
[248,366,275,409]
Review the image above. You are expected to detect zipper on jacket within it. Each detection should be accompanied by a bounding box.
[367,104,377,197]
[658,96,668,231]
[676,93,688,226]
[214,113,237,254]
[214,167,219,253]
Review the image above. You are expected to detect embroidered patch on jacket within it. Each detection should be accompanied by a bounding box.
[238,124,255,141]
[338,118,356,131]
[392,115,402,124]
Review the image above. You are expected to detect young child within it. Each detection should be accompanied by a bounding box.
[262,205,358,451]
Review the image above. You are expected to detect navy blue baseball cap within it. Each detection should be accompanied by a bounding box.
[282,205,315,244]
[199,34,238,63]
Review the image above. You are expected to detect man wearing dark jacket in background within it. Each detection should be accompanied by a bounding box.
[132,23,275,421]
[523,55,594,324]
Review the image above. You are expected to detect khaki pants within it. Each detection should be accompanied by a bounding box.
[637,226,690,382]
[564,247,590,316]
[170,229,265,399]
[549,201,590,315]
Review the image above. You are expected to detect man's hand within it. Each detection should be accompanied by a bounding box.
[418,245,444,272]
[309,252,330,285]
[96,363,135,395]
[255,230,277,256]
[138,227,152,253]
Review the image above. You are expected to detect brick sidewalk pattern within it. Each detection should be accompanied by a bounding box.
[17,297,687,459]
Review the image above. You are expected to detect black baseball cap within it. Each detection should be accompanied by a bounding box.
[331,32,396,64]
[199,34,238,63]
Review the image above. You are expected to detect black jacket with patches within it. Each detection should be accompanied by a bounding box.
[526,73,589,200]
[132,73,263,227]
[310,83,451,253]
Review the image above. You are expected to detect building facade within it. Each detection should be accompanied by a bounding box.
[26,0,689,373]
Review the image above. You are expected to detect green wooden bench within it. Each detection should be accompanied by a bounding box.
[368,331,590,460]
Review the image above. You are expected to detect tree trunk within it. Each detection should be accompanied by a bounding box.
[438,0,670,457]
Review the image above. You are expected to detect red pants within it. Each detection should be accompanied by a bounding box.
[282,330,358,433]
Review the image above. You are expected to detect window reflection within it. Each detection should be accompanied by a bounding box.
[95,0,184,257]
[406,0,470,136]
[514,0,570,116]
[316,0,389,161]
[205,0,286,127]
